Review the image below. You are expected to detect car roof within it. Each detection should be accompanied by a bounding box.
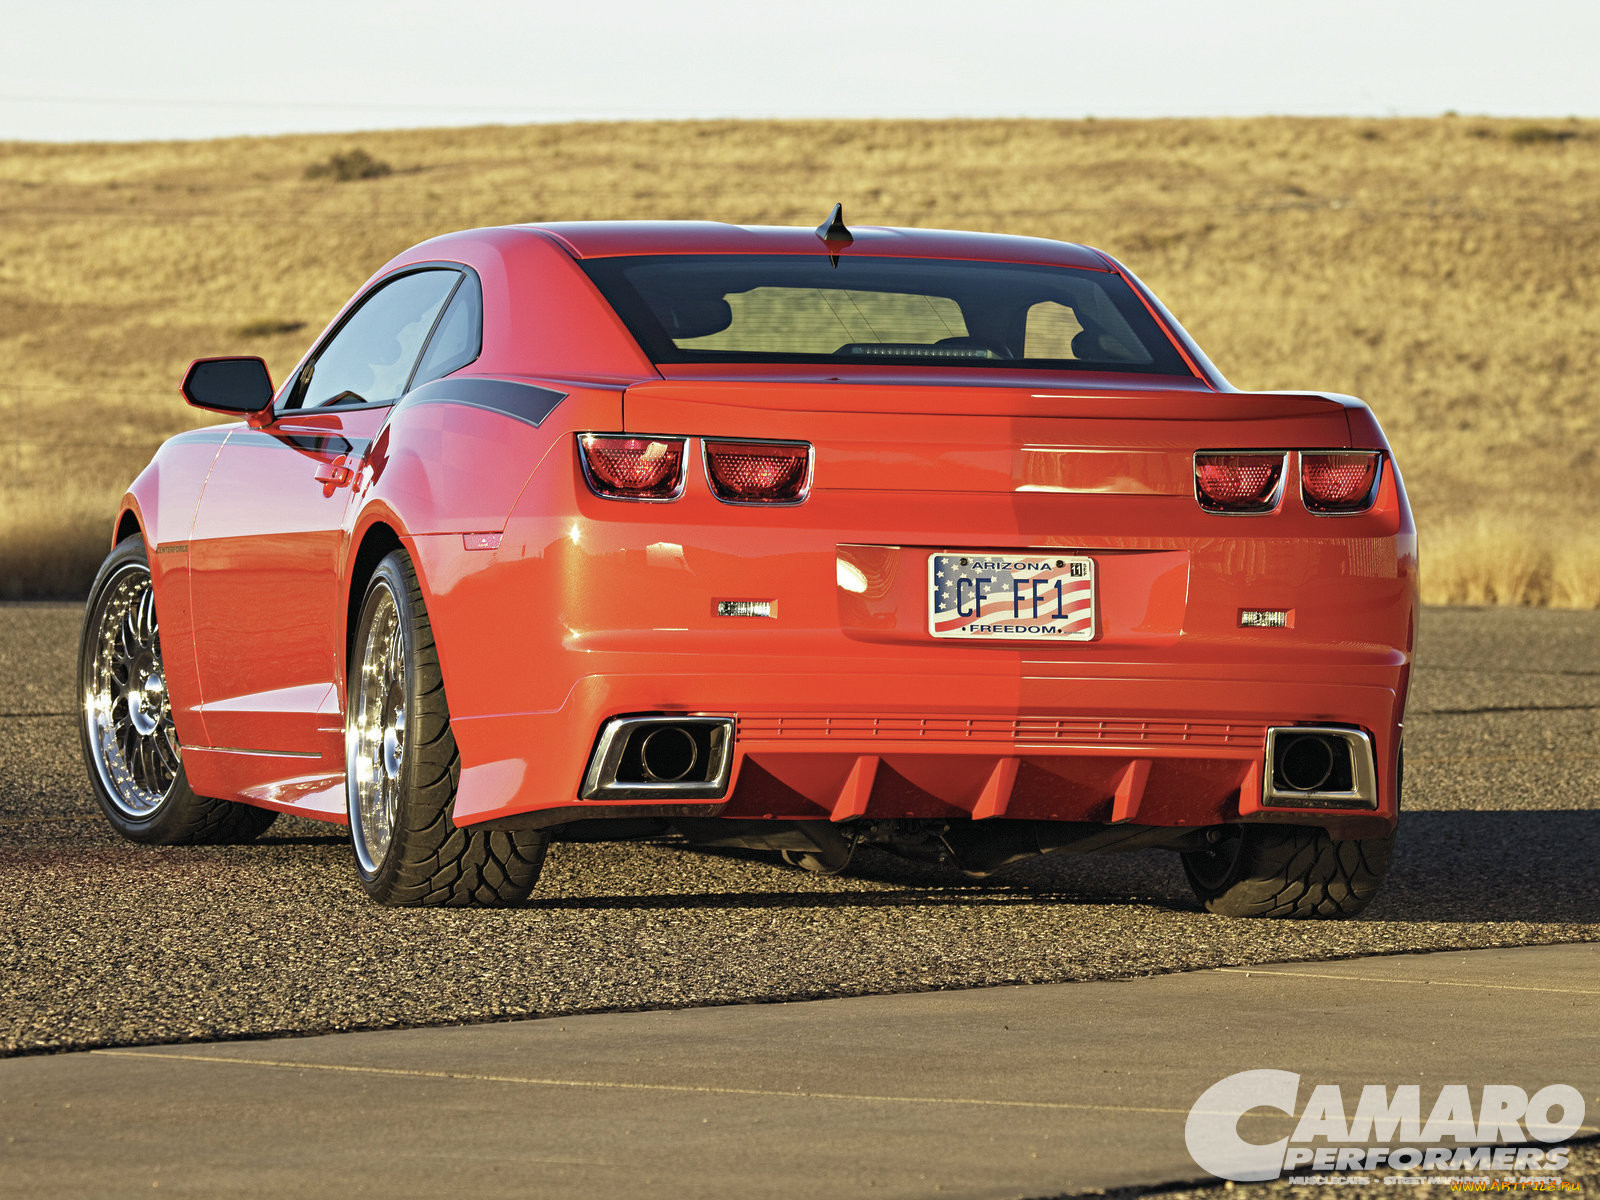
[508,220,1113,271]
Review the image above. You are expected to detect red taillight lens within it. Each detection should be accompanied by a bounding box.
[1302,451,1381,513]
[704,440,812,504]
[579,435,685,500]
[1194,453,1286,513]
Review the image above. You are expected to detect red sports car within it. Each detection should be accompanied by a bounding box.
[78,208,1416,916]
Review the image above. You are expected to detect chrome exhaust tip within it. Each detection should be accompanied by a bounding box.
[580,715,734,801]
[639,725,699,782]
[1263,726,1379,809]
[1277,733,1336,793]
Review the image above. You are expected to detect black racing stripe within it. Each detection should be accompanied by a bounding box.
[399,377,568,428]
[224,428,371,457]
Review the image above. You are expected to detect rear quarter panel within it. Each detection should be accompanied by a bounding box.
[357,385,625,709]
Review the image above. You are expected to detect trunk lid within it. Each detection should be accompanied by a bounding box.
[622,379,1354,495]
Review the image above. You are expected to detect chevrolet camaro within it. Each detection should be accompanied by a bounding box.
[77,208,1417,915]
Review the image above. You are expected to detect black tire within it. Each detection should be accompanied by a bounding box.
[345,550,548,906]
[78,537,279,845]
[1181,823,1394,918]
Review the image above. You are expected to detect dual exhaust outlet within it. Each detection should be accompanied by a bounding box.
[580,715,735,801]
[580,716,1378,810]
[1263,726,1378,809]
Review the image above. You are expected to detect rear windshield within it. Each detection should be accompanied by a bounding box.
[581,254,1193,376]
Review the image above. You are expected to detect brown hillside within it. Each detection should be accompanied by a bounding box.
[1,116,1597,601]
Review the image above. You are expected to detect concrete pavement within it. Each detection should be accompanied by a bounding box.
[3,943,1596,1199]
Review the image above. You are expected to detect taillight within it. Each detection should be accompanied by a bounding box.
[579,434,686,501]
[1194,452,1286,513]
[1302,451,1381,513]
[703,439,812,504]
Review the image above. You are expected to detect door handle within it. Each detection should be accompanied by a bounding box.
[315,454,356,491]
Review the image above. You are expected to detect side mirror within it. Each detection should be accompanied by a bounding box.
[182,357,275,422]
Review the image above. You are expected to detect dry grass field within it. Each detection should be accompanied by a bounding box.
[2,116,1597,602]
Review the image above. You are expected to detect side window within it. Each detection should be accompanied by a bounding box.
[295,270,460,409]
[410,274,483,388]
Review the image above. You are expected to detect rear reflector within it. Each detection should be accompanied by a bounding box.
[1239,609,1291,628]
[579,434,686,501]
[1194,453,1286,513]
[716,599,773,618]
[704,439,812,504]
[1302,451,1381,513]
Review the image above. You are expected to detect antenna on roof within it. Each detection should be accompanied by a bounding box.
[814,202,853,268]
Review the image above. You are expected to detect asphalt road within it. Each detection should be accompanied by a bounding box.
[2,603,1597,1059]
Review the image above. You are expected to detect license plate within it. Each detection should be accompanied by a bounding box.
[928,551,1096,641]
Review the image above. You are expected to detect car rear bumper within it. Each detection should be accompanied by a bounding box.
[447,662,1402,840]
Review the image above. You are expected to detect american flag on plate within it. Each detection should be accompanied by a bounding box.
[928,552,1096,641]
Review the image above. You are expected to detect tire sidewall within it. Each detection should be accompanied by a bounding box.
[346,552,423,896]
[1182,823,1395,918]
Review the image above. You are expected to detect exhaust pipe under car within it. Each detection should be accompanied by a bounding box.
[580,715,734,801]
[639,725,700,782]
[1263,726,1378,809]
[1276,733,1336,793]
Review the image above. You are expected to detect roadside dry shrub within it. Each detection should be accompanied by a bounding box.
[1507,124,1578,145]
[0,484,115,600]
[1419,516,1600,609]
[303,148,392,181]
[234,318,305,338]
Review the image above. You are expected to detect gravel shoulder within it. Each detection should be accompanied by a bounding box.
[3,603,1597,1058]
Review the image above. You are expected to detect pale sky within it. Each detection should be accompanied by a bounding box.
[3,0,1597,142]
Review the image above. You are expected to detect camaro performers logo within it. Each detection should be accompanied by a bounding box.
[1185,1069,1586,1183]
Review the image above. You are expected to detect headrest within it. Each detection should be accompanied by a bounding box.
[651,295,733,340]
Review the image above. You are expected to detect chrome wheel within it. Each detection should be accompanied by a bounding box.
[83,561,180,818]
[348,581,406,875]
[343,550,549,906]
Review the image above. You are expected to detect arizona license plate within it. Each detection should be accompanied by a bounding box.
[928,551,1096,641]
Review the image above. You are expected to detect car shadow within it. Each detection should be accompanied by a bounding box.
[257,809,1599,925]
[1370,808,1600,924]
[528,883,1156,913]
[557,810,1600,925]
[255,832,346,846]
